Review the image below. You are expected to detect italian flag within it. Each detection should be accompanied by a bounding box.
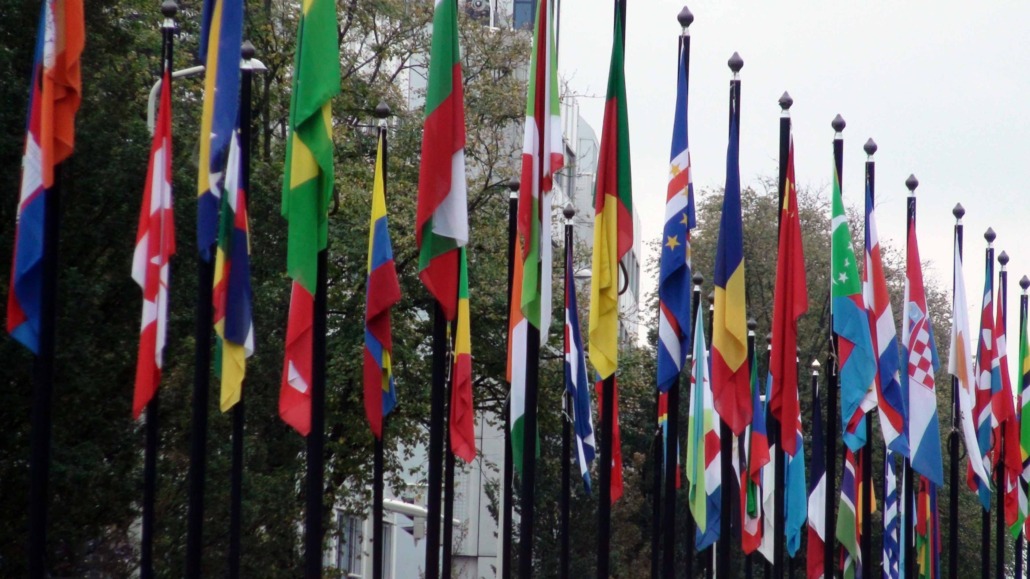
[416,0,468,321]
[588,9,633,380]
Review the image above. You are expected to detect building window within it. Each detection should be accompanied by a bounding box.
[513,0,535,29]
[336,515,364,577]
[382,521,394,579]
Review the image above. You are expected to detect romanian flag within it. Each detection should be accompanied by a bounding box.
[769,139,807,454]
[416,0,468,320]
[449,250,474,462]
[711,79,750,435]
[213,125,253,412]
[197,0,243,260]
[132,69,175,418]
[8,0,84,352]
[279,0,340,436]
[363,130,400,439]
[588,5,633,381]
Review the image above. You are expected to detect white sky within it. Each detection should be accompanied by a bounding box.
[557,0,1030,368]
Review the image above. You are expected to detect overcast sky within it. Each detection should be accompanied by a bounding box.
[556,0,1030,367]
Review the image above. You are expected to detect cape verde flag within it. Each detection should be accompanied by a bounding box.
[565,238,595,492]
[8,0,84,352]
[657,30,695,393]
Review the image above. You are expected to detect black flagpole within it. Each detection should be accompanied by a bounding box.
[706,292,715,579]
[303,258,328,578]
[140,7,177,578]
[982,227,996,579]
[502,178,518,579]
[902,174,919,579]
[560,203,575,579]
[518,307,542,579]
[764,334,774,579]
[949,203,965,579]
[443,426,455,579]
[370,101,392,579]
[997,249,1009,579]
[1018,276,1029,579]
[827,114,845,579]
[717,51,744,579]
[861,138,878,579]
[652,389,662,579]
[743,323,755,579]
[686,274,702,578]
[228,39,258,579]
[426,301,446,579]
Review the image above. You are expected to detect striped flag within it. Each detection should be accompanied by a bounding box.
[831,163,877,451]
[969,245,995,508]
[863,179,908,456]
[197,0,244,260]
[882,452,900,579]
[657,29,695,393]
[769,139,807,455]
[836,448,861,579]
[416,0,468,320]
[362,131,400,439]
[8,0,84,352]
[686,306,720,549]
[1020,286,1030,537]
[508,244,530,472]
[742,354,769,554]
[278,0,340,435]
[517,0,562,333]
[903,207,943,485]
[807,380,827,579]
[132,70,175,418]
[711,80,750,435]
[565,239,595,492]
[588,6,633,381]
[449,250,474,462]
[992,270,1022,535]
[213,125,254,412]
[948,235,990,504]
[914,477,941,579]
[785,408,807,557]
[596,375,624,504]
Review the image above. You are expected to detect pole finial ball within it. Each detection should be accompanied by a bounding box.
[677,6,694,28]
[374,101,391,119]
[985,228,996,243]
[241,40,256,60]
[728,52,744,73]
[1021,276,1030,291]
[747,318,757,331]
[507,178,520,193]
[161,0,178,18]
[906,174,919,192]
[863,138,877,156]
[563,202,576,220]
[953,203,965,219]
[692,272,704,286]
[778,92,793,110]
[999,251,1009,266]
[765,332,772,344]
[831,114,846,133]
[707,291,715,305]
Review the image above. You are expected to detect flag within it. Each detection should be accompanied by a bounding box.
[565,239,595,492]
[596,375,624,504]
[914,477,941,579]
[836,448,861,579]
[213,125,253,412]
[588,7,633,381]
[449,249,475,462]
[882,452,900,579]
[992,273,1021,535]
[508,241,530,472]
[863,178,908,455]
[278,0,341,436]
[948,235,990,504]
[686,306,720,549]
[1020,286,1030,537]
[807,380,827,579]
[743,354,770,554]
[416,0,469,320]
[362,131,400,439]
[197,0,244,260]
[969,246,995,508]
[517,0,562,333]
[657,31,695,393]
[903,208,943,485]
[785,408,807,557]
[831,164,877,451]
[658,392,681,489]
[769,139,807,455]
[8,0,84,352]
[132,70,175,418]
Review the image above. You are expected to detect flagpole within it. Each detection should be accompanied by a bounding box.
[744,322,756,579]
[827,113,845,579]
[687,274,702,578]
[949,202,965,579]
[561,203,575,579]
[427,300,446,579]
[652,385,663,579]
[860,138,878,579]
[765,334,774,579]
[443,428,455,579]
[982,227,996,579]
[706,291,715,579]
[996,246,1009,579]
[1019,275,1029,579]
[303,247,328,579]
[502,177,518,579]
[371,101,392,579]
[901,174,918,579]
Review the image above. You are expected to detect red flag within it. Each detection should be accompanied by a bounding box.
[596,376,623,504]
[769,140,808,455]
[280,285,313,435]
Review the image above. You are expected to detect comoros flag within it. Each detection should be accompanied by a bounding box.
[132,70,175,419]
